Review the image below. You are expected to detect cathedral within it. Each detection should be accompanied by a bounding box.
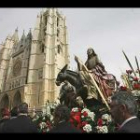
[0,8,70,110]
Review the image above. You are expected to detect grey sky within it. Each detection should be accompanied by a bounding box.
[0,8,140,84]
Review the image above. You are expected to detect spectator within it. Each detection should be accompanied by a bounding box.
[10,106,18,119]
[110,91,140,133]
[49,104,81,133]
[2,102,38,133]
[0,108,10,132]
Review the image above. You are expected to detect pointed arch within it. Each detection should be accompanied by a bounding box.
[0,94,9,109]
[13,91,22,107]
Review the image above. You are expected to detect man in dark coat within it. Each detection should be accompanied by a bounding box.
[49,104,81,133]
[110,91,140,133]
[10,106,18,119]
[2,102,38,133]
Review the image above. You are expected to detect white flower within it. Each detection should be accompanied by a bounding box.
[81,108,95,121]
[81,108,90,113]
[50,114,54,121]
[42,117,46,121]
[83,124,92,133]
[46,127,50,132]
[71,107,79,112]
[101,114,112,124]
[88,112,95,121]
[96,126,108,133]
[39,122,47,129]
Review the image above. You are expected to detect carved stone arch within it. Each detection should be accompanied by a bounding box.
[0,94,9,109]
[13,91,22,107]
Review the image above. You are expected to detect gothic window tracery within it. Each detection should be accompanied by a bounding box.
[13,59,22,77]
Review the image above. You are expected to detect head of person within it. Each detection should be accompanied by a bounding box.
[10,106,18,117]
[18,102,28,114]
[53,104,70,126]
[110,91,138,125]
[0,107,10,118]
[87,47,96,57]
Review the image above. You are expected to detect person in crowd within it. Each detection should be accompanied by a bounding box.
[2,102,38,133]
[10,106,18,119]
[110,91,140,133]
[49,104,81,133]
[0,108,10,132]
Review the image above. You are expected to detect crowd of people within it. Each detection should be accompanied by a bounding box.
[0,102,38,133]
[0,90,140,133]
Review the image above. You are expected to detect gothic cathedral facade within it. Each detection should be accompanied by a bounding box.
[0,8,70,110]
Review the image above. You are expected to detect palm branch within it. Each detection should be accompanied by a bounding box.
[122,50,137,77]
[135,56,140,78]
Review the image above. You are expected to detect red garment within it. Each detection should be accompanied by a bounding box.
[1,108,10,117]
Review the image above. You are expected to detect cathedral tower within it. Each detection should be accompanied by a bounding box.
[0,8,69,109]
[27,8,69,108]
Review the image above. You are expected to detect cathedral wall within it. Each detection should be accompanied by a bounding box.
[24,82,44,108]
[28,70,37,83]
[30,42,40,54]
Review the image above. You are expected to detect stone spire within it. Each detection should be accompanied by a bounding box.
[6,34,11,40]
[20,30,26,46]
[35,14,40,29]
[11,27,19,42]
[27,28,32,40]
[40,9,44,16]
[32,14,41,41]
[42,8,48,13]
[21,30,26,40]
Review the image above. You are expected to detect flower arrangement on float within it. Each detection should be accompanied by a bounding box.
[32,113,52,133]
[69,107,115,133]
[32,101,57,133]
[121,69,140,92]
[31,104,116,133]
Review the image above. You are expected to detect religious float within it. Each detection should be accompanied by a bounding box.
[32,48,121,133]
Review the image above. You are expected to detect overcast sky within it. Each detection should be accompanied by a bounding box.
[0,8,140,84]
